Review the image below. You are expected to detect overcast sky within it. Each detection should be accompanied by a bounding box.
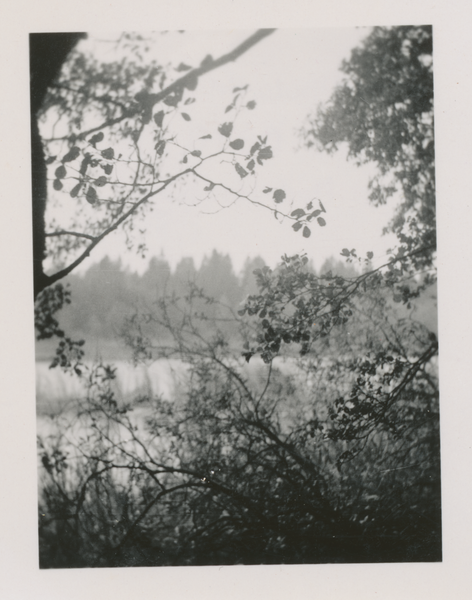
[4,1,472,595]
[53,28,399,275]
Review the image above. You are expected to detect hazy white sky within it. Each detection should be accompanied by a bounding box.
[55,29,399,275]
[5,1,472,596]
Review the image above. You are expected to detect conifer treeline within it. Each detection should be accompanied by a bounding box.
[56,251,357,342]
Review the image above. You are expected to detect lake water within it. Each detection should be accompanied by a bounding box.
[35,355,309,410]
[35,354,337,454]
[36,358,188,412]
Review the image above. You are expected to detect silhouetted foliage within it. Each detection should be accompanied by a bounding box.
[38,281,440,567]
[46,250,268,347]
[302,26,435,268]
[36,27,440,568]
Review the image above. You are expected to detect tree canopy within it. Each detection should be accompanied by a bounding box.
[35,27,440,568]
[301,26,435,268]
[32,29,321,300]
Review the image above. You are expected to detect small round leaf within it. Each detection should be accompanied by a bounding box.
[184,73,198,91]
[257,146,273,161]
[55,165,67,179]
[154,110,165,128]
[273,189,286,203]
[235,163,248,178]
[155,140,166,156]
[95,176,107,187]
[70,182,82,198]
[89,132,104,146]
[86,186,97,204]
[229,139,245,150]
[62,146,80,163]
[101,147,114,160]
[218,122,233,138]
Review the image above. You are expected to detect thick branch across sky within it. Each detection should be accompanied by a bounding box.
[77,29,276,141]
[35,29,276,298]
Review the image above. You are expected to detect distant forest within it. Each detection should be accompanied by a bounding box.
[36,252,359,358]
[36,250,436,362]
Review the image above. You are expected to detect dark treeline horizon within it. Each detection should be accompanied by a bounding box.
[40,250,359,352]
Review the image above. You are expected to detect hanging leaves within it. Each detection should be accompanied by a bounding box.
[86,186,97,204]
[307,209,322,221]
[302,226,311,238]
[53,179,63,191]
[184,73,198,91]
[229,139,244,150]
[367,251,374,259]
[55,165,67,179]
[317,217,326,227]
[250,142,261,156]
[181,112,191,121]
[246,100,256,110]
[263,187,273,194]
[155,141,166,156]
[95,176,107,187]
[62,146,80,163]
[291,209,306,219]
[101,163,113,175]
[70,182,82,198]
[257,146,273,164]
[273,189,286,203]
[235,163,248,178]
[199,134,212,140]
[88,132,104,146]
[292,222,303,232]
[101,148,114,160]
[154,110,165,128]
[79,155,90,176]
[242,351,254,363]
[218,122,233,138]
[246,159,255,171]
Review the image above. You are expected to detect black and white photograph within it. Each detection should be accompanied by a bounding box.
[2,0,472,598]
[32,25,440,568]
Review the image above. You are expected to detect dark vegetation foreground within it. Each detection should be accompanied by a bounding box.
[34,26,440,567]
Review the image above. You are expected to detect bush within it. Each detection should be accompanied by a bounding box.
[38,284,440,567]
